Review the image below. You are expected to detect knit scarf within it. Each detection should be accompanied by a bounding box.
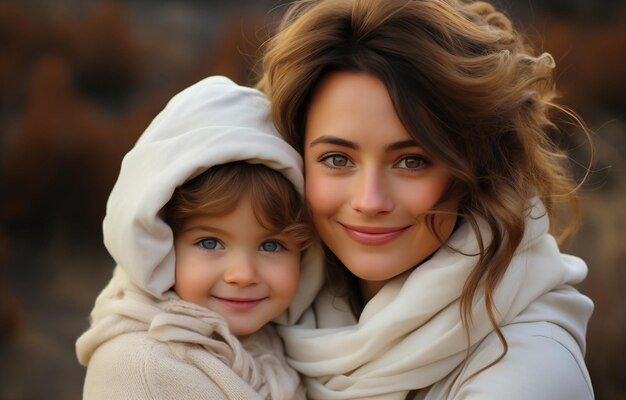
[76,267,304,400]
[278,200,593,399]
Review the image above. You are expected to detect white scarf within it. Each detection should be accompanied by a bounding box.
[76,267,305,400]
[278,200,593,399]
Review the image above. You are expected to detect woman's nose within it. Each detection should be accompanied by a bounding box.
[223,253,260,286]
[350,167,394,216]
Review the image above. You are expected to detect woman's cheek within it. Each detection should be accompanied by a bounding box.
[405,178,448,214]
[305,171,333,216]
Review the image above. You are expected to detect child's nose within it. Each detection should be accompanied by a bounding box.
[223,253,260,286]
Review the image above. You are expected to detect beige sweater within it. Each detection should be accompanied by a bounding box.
[77,268,305,400]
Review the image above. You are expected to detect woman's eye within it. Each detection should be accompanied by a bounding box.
[320,154,352,169]
[259,240,283,252]
[395,155,428,170]
[197,238,223,250]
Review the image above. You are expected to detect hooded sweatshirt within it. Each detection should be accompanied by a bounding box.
[76,76,324,400]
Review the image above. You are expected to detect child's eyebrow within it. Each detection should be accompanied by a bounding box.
[180,225,225,235]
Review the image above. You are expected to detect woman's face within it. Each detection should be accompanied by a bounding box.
[304,71,459,299]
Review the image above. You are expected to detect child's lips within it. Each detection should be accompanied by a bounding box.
[212,296,265,311]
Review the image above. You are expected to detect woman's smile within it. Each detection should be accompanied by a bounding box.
[339,223,412,245]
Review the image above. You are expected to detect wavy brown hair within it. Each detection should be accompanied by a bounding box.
[257,0,592,374]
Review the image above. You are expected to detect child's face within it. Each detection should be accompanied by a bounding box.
[172,196,301,336]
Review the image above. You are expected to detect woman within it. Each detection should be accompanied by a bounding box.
[257,0,594,399]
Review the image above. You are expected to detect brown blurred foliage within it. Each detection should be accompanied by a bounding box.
[529,15,626,115]
[0,1,270,232]
[525,13,626,400]
[0,1,274,398]
[0,1,623,399]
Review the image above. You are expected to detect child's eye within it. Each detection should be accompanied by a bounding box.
[259,240,284,252]
[394,155,429,171]
[197,238,223,250]
[319,153,353,169]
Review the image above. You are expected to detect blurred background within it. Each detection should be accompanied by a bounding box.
[0,0,623,399]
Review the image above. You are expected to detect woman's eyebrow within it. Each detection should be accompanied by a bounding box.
[385,139,419,151]
[308,135,358,149]
[308,136,419,151]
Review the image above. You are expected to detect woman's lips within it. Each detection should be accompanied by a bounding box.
[340,223,411,245]
[213,296,264,311]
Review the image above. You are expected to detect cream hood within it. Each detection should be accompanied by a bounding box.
[102,76,323,315]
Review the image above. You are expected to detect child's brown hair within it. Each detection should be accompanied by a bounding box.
[164,161,311,249]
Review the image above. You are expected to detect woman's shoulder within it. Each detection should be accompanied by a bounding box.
[83,331,228,400]
[447,321,593,400]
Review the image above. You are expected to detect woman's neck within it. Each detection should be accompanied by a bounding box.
[359,279,388,303]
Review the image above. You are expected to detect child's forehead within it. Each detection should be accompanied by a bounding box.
[177,199,280,236]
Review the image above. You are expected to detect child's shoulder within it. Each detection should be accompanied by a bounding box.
[83,331,228,399]
[86,330,170,372]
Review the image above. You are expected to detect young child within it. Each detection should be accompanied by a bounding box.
[76,76,323,399]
